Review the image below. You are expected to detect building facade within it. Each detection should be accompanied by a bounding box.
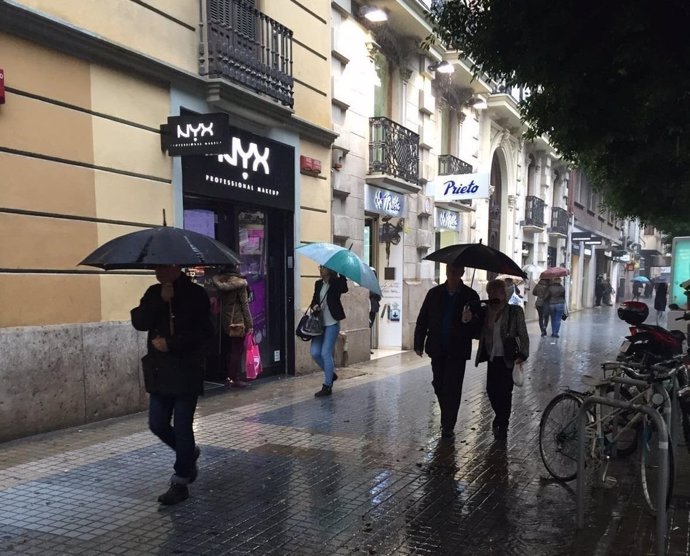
[0,0,334,440]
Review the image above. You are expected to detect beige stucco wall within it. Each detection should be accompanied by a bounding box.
[0,32,171,328]
[16,0,198,72]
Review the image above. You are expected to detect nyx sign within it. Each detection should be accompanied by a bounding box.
[182,126,295,211]
[161,113,231,156]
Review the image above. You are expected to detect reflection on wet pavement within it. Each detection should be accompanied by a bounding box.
[0,307,688,555]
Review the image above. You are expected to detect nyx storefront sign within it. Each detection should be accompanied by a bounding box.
[161,113,231,156]
[182,125,295,211]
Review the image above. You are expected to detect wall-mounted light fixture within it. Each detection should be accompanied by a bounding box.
[359,6,388,22]
[428,61,455,74]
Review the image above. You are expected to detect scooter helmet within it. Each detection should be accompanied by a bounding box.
[617,301,649,325]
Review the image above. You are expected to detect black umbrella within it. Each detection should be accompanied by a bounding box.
[424,243,527,279]
[79,226,241,270]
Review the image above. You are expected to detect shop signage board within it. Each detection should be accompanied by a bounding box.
[161,113,231,156]
[435,208,460,231]
[182,125,295,211]
[431,172,490,202]
[364,185,407,217]
[670,236,690,306]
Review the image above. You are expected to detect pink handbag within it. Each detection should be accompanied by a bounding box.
[243,331,262,380]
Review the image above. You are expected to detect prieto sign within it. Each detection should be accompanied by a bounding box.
[432,172,490,202]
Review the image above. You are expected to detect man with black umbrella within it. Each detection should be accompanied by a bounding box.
[131,265,213,505]
[414,262,480,439]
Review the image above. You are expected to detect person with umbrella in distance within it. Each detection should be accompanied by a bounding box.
[545,277,567,337]
[532,277,551,336]
[310,265,348,397]
[414,262,480,439]
[131,265,213,505]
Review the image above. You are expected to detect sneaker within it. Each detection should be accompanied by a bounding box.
[551,334,559,338]
[158,482,189,505]
[314,385,332,397]
[189,446,201,484]
[333,373,338,382]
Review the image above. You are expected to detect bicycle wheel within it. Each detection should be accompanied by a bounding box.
[539,392,589,481]
[639,415,675,516]
[602,384,638,458]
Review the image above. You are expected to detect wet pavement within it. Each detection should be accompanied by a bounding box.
[1,308,690,555]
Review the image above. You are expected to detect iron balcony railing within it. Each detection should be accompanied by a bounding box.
[491,79,530,103]
[551,206,569,235]
[438,154,473,176]
[369,117,420,185]
[524,195,545,228]
[200,0,294,107]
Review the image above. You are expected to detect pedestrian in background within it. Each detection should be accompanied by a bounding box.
[603,278,615,306]
[475,279,529,440]
[655,282,668,325]
[545,277,566,337]
[369,269,381,355]
[131,265,213,505]
[532,277,551,336]
[414,263,480,439]
[632,280,642,301]
[310,265,348,397]
[594,275,605,307]
[213,264,253,388]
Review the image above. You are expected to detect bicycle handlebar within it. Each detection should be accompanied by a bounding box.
[621,354,684,382]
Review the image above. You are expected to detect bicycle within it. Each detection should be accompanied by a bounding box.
[539,356,685,515]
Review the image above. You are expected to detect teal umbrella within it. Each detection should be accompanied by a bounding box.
[296,243,382,296]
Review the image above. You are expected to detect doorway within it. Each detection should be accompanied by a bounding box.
[183,196,292,381]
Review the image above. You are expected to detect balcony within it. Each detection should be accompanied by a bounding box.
[438,154,473,176]
[200,0,294,108]
[366,117,420,194]
[549,206,569,237]
[522,195,545,232]
[487,80,527,131]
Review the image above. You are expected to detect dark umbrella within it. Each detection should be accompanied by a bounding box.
[424,243,527,279]
[79,226,241,270]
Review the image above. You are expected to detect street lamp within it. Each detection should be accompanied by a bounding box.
[428,61,455,74]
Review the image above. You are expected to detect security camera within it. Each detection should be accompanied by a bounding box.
[681,279,690,290]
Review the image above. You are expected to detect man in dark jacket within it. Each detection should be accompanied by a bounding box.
[414,263,480,439]
[131,265,212,505]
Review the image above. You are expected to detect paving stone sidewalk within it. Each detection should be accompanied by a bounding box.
[0,308,689,555]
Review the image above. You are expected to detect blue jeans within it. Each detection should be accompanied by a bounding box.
[149,393,198,483]
[549,303,565,336]
[310,322,340,387]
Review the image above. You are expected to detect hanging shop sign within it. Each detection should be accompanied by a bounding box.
[364,185,407,217]
[431,172,490,202]
[160,113,231,156]
[182,125,295,211]
[435,208,460,231]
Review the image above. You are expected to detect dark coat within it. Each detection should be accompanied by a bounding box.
[654,284,668,311]
[311,275,348,321]
[131,273,213,396]
[414,282,480,360]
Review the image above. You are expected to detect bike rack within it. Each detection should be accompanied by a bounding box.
[575,395,670,556]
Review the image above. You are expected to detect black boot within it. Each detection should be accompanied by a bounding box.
[158,482,189,505]
[314,385,332,397]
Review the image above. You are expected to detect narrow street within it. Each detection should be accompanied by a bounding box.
[0,307,688,555]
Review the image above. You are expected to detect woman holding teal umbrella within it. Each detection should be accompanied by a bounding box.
[310,265,348,397]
